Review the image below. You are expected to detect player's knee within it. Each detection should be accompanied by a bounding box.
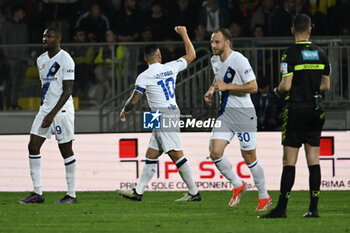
[28,142,40,155]
[60,148,74,159]
[210,149,223,161]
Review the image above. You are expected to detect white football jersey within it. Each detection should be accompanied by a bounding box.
[211,51,256,109]
[135,57,187,111]
[37,49,75,113]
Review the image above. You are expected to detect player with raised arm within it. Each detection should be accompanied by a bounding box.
[20,27,77,204]
[205,28,271,211]
[116,26,200,202]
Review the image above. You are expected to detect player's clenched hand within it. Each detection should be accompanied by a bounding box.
[41,113,54,128]
[204,91,214,106]
[120,110,128,122]
[174,26,187,36]
[214,79,228,91]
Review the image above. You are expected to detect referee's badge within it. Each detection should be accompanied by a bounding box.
[280,62,288,75]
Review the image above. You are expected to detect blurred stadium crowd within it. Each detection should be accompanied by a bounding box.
[0,0,349,43]
[0,0,349,132]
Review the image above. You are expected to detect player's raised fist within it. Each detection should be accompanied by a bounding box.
[174,26,187,36]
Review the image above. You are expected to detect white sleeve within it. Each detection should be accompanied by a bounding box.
[63,54,75,80]
[135,74,147,93]
[36,57,40,72]
[211,56,220,76]
[164,57,187,73]
[237,56,255,83]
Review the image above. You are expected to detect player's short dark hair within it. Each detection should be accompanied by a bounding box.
[46,26,62,38]
[292,13,311,34]
[213,28,231,41]
[144,44,159,59]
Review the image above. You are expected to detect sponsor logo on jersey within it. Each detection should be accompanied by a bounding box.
[301,50,319,60]
[67,69,74,73]
[244,68,252,74]
[42,77,58,81]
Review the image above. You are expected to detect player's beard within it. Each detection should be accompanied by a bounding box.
[212,47,225,56]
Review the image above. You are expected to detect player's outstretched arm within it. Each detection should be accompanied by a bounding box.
[174,26,196,65]
[41,80,74,128]
[120,90,142,122]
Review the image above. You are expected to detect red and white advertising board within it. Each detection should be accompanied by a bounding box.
[0,132,349,191]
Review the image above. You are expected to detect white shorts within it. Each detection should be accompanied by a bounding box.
[148,130,183,153]
[210,131,256,151]
[210,109,257,150]
[30,108,74,144]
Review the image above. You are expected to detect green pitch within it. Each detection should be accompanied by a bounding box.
[0,191,349,233]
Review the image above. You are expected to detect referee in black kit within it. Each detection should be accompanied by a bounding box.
[259,13,331,218]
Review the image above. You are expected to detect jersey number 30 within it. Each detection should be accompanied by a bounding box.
[157,77,175,100]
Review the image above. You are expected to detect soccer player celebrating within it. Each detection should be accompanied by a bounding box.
[204,28,271,211]
[116,26,200,202]
[259,14,330,218]
[20,27,77,204]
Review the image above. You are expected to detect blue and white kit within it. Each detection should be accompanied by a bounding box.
[210,51,257,150]
[30,49,75,144]
[135,57,187,153]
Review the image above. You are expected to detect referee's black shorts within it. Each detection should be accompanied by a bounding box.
[281,106,325,148]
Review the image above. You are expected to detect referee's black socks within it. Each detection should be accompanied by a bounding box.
[276,166,296,212]
[308,164,321,212]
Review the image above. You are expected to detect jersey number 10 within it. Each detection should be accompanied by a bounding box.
[157,77,175,100]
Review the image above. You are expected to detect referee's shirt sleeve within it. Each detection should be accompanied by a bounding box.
[280,49,293,78]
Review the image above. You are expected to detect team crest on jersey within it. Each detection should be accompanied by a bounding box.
[40,64,45,70]
[46,61,60,77]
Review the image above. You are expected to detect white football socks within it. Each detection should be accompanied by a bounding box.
[29,154,42,195]
[176,156,198,196]
[213,155,243,188]
[64,155,76,198]
[247,160,269,199]
[135,158,158,195]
